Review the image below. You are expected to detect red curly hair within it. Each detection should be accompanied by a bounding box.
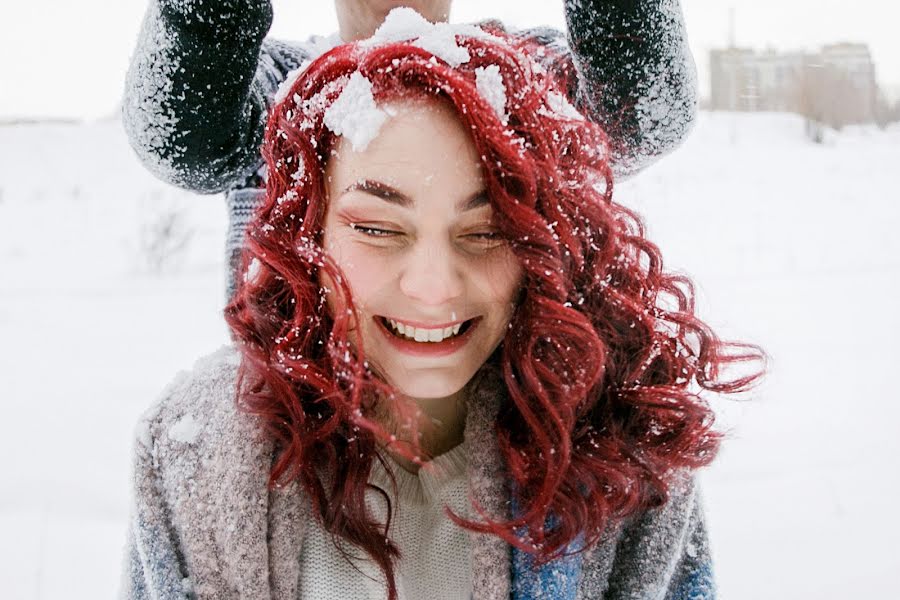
[224,28,765,599]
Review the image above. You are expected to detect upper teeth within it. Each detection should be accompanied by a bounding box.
[388,318,464,342]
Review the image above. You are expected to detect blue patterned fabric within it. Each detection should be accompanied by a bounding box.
[670,560,716,600]
[508,492,584,600]
[511,535,584,600]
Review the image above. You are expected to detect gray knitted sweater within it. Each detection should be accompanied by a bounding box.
[123,1,699,300]
[120,345,716,599]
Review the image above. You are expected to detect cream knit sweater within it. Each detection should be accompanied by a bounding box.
[299,443,472,599]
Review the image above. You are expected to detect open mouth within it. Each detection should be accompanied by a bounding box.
[378,316,477,343]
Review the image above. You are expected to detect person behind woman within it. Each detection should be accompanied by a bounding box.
[121,18,764,600]
[123,0,701,302]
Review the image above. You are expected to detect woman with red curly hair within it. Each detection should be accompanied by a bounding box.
[121,14,764,600]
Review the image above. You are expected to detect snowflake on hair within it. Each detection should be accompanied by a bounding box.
[475,64,509,124]
[323,71,389,152]
[274,60,313,105]
[538,91,585,122]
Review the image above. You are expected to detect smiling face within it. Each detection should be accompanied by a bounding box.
[320,98,523,402]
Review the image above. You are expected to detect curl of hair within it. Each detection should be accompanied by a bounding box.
[224,29,766,598]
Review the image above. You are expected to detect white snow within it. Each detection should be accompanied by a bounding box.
[413,33,470,68]
[291,158,306,182]
[475,65,509,124]
[243,257,262,283]
[273,31,343,104]
[168,414,201,445]
[540,90,584,121]
[295,79,342,128]
[273,64,309,105]
[134,419,152,450]
[685,541,698,559]
[323,71,389,152]
[288,8,522,152]
[0,112,898,598]
[361,7,502,68]
[276,188,298,205]
[362,7,437,47]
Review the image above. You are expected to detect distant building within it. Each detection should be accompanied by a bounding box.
[709,43,879,127]
[710,48,805,112]
[818,44,879,123]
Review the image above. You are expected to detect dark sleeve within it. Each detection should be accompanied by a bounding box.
[122,0,305,194]
[562,0,699,180]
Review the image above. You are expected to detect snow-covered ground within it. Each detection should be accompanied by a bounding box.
[0,112,897,598]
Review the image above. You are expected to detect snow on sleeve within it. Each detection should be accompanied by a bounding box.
[168,414,201,445]
[122,1,183,182]
[475,65,508,124]
[324,71,389,152]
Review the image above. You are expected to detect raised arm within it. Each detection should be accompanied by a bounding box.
[562,0,699,180]
[123,0,304,193]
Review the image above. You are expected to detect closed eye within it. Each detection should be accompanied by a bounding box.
[467,232,502,241]
[350,224,399,237]
[351,224,504,243]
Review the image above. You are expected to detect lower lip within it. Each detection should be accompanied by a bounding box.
[375,316,481,357]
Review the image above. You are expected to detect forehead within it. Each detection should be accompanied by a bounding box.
[325,97,484,198]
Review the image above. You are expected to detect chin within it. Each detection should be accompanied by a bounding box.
[390,374,466,400]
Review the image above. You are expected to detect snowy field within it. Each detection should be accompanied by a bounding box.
[0,111,897,599]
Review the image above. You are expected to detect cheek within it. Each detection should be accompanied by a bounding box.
[469,252,522,354]
[478,249,525,307]
[321,235,388,311]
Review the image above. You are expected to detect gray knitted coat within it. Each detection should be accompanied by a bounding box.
[120,345,716,599]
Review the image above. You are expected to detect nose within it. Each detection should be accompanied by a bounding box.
[398,238,464,306]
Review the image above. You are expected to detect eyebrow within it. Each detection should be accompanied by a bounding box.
[342,179,490,212]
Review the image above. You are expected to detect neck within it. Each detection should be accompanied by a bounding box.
[336,2,451,42]
[379,383,468,474]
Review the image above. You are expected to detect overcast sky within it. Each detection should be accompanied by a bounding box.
[1,0,895,120]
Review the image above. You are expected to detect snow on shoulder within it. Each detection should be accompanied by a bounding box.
[168,413,201,445]
[134,345,240,450]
